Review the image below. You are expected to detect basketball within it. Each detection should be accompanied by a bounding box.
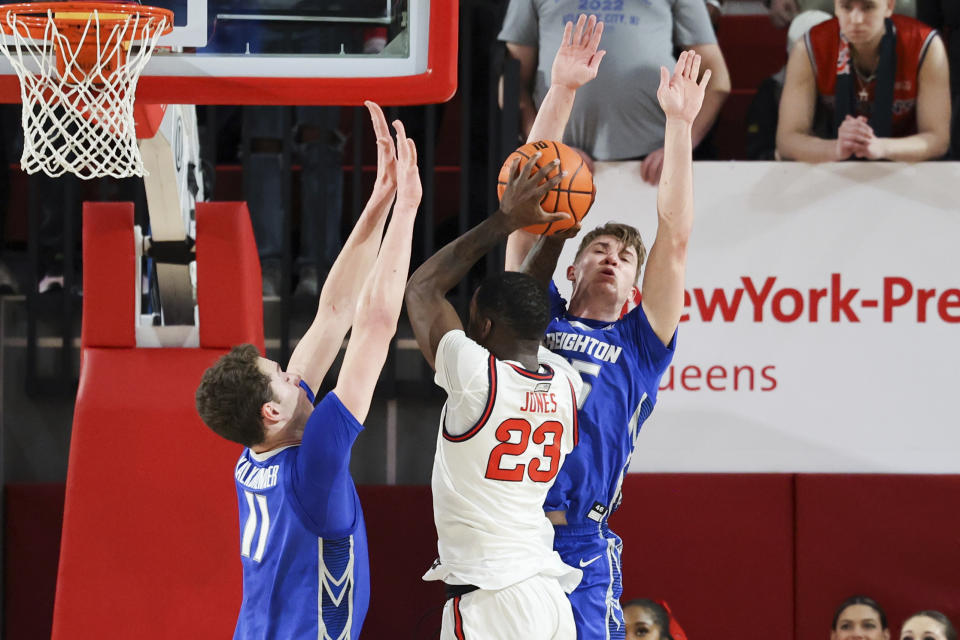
[497,140,595,236]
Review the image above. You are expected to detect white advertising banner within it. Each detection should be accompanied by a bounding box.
[552,161,960,473]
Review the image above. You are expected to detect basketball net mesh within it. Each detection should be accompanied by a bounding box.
[0,8,168,179]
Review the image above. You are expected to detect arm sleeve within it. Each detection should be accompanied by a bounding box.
[625,304,677,375]
[498,0,539,45]
[435,330,494,436]
[673,0,719,46]
[289,392,365,538]
[548,280,568,320]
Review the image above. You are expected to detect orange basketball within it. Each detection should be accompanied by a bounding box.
[497,140,595,235]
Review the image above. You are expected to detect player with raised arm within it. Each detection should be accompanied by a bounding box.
[406,154,584,639]
[194,102,420,640]
[505,50,711,639]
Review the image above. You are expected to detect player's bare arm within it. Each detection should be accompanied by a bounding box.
[505,14,604,272]
[642,51,710,346]
[332,119,420,424]
[640,43,729,186]
[287,101,397,393]
[526,14,605,145]
[518,223,582,288]
[406,154,564,369]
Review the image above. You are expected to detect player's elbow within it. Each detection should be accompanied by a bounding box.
[354,286,402,336]
[353,302,399,340]
[404,271,433,307]
[665,232,691,260]
[655,222,691,258]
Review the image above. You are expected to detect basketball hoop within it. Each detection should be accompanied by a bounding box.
[0,2,173,179]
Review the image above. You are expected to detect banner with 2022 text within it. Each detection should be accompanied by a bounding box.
[551,161,960,473]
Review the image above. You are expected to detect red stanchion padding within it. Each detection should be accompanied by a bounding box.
[195,202,264,352]
[795,475,960,640]
[615,474,796,639]
[81,202,136,348]
[52,348,244,639]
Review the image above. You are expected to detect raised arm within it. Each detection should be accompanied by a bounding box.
[406,155,564,369]
[506,14,605,271]
[526,15,605,143]
[641,51,710,346]
[333,121,420,424]
[640,43,730,185]
[287,102,395,393]
[517,222,582,288]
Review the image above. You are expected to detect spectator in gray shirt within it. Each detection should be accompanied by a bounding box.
[499,0,730,184]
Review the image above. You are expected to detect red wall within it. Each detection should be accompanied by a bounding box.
[7,474,960,639]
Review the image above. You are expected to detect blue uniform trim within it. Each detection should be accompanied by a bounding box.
[299,379,317,405]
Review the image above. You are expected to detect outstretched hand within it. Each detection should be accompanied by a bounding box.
[393,119,422,208]
[551,14,606,91]
[499,153,568,231]
[657,50,711,123]
[364,101,397,198]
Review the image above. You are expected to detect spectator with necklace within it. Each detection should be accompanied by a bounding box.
[776,0,951,162]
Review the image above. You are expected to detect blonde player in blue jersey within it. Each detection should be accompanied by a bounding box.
[194,102,420,640]
[505,16,712,640]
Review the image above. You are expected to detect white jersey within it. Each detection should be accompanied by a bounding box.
[423,330,583,592]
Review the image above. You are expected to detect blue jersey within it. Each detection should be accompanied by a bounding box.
[233,385,369,640]
[544,282,675,526]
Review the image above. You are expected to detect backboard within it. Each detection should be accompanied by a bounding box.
[0,0,458,105]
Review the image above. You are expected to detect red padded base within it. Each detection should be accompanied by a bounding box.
[14,474,957,638]
[795,475,960,640]
[614,474,795,639]
[52,348,244,639]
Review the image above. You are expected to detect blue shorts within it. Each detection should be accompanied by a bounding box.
[553,523,624,640]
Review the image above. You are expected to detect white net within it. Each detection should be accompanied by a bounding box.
[0,7,169,179]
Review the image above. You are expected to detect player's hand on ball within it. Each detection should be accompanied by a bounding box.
[657,50,711,123]
[499,153,568,231]
[393,119,422,208]
[551,14,606,91]
[365,101,397,197]
[551,220,582,241]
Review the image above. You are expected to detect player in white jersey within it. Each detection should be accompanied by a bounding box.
[406,154,584,639]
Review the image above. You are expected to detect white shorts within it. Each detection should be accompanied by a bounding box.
[441,574,576,640]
